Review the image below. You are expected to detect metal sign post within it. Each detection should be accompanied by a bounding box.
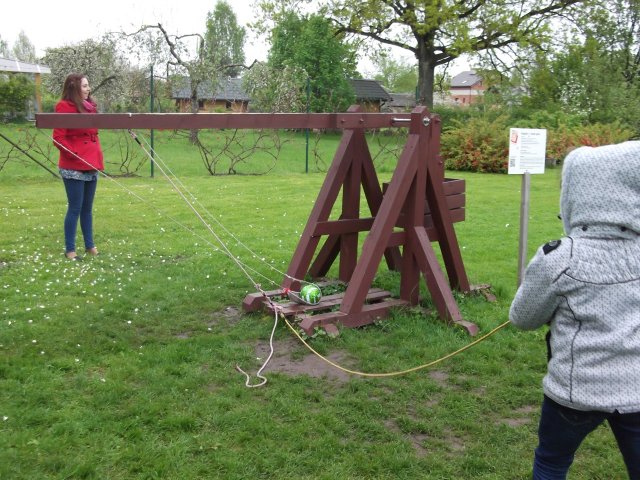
[517,172,531,286]
[508,128,547,287]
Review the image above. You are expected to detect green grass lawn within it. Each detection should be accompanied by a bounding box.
[0,125,629,479]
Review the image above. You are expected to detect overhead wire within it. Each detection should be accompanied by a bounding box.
[131,130,299,283]
[49,132,285,291]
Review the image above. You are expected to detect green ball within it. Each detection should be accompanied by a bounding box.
[300,284,322,305]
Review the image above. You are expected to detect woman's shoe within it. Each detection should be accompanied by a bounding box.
[85,247,99,256]
[65,251,82,261]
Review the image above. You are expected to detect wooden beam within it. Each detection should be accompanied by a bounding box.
[35,112,412,130]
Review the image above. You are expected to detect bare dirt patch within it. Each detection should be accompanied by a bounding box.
[428,370,449,385]
[254,336,353,384]
[207,306,243,327]
[498,404,538,427]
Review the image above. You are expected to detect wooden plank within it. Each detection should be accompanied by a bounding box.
[35,112,414,130]
[340,134,420,314]
[282,126,358,289]
[298,298,409,334]
[442,178,466,196]
[411,226,462,322]
[278,289,390,315]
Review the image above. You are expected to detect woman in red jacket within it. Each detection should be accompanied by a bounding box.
[53,74,104,260]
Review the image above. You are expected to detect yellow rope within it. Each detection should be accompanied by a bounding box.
[283,318,512,378]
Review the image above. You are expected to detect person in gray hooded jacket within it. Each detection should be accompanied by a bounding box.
[510,141,640,480]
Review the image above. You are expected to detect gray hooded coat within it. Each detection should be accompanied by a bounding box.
[509,141,640,413]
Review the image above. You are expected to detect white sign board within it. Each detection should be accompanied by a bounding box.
[508,128,547,175]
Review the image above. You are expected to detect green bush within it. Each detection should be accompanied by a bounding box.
[442,111,635,173]
[441,115,510,173]
[0,74,34,119]
[546,122,635,163]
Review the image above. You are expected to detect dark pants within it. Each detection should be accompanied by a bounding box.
[533,395,640,479]
[62,177,97,253]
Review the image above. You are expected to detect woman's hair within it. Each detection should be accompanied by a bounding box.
[61,73,96,112]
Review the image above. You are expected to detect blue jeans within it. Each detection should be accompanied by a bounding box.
[62,177,98,253]
[533,395,640,479]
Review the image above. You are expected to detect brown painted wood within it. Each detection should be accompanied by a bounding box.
[268,106,474,333]
[298,298,409,335]
[35,107,474,335]
[282,122,359,290]
[339,127,363,281]
[36,112,412,130]
[339,134,420,314]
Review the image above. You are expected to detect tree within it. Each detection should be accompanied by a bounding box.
[12,31,37,63]
[511,0,640,132]
[370,49,417,93]
[204,0,246,78]
[0,74,34,118]
[553,38,639,128]
[123,2,250,142]
[326,0,588,107]
[576,0,639,86]
[268,12,358,112]
[0,35,10,58]
[243,62,308,112]
[250,0,315,37]
[42,38,131,111]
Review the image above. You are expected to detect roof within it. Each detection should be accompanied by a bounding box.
[172,77,250,101]
[349,79,392,102]
[387,93,416,108]
[172,77,392,103]
[450,70,482,88]
[0,57,51,74]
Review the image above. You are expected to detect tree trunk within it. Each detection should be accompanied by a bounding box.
[416,37,436,108]
[189,80,199,144]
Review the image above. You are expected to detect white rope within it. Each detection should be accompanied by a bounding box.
[235,305,280,388]
[49,130,299,387]
[50,134,282,290]
[124,131,269,288]
[131,130,299,283]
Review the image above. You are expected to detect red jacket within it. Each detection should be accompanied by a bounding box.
[53,100,104,171]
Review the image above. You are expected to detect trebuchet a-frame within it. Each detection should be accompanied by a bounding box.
[35,107,478,336]
[243,105,478,335]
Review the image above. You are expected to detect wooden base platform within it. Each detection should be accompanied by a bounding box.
[243,281,481,336]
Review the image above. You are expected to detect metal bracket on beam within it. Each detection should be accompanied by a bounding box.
[391,116,431,127]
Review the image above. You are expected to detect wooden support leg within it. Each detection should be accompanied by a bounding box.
[283,128,358,289]
[340,136,420,314]
[412,227,478,335]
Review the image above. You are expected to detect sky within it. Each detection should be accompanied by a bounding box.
[1,0,470,76]
[1,1,268,60]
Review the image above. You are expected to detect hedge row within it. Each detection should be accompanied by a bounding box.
[440,116,635,173]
